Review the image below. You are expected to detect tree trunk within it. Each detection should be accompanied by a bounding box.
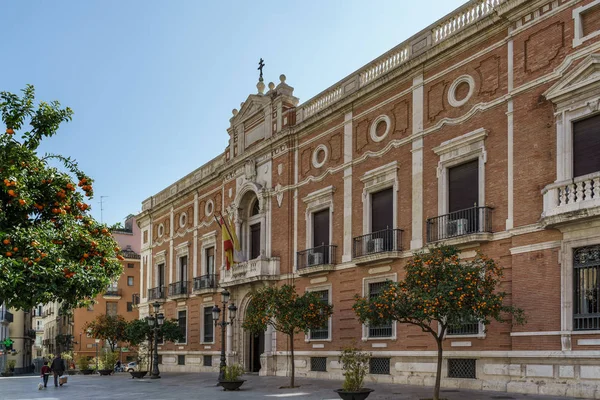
[434,338,443,400]
[290,332,295,388]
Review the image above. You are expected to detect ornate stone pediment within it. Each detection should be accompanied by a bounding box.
[545,54,600,106]
[231,95,270,126]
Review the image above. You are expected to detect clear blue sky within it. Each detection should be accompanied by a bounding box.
[2,0,464,225]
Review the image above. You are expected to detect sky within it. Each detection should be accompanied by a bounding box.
[1,0,465,225]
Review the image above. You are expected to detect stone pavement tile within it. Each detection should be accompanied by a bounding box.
[0,372,579,400]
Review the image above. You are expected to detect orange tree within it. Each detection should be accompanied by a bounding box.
[85,314,128,352]
[352,246,525,400]
[0,85,122,310]
[242,284,333,388]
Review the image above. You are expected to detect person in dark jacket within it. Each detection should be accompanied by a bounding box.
[50,354,65,387]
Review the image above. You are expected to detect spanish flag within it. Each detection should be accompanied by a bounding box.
[228,213,244,263]
[220,216,234,270]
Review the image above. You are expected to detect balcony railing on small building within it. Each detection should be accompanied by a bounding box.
[426,206,492,243]
[193,274,217,291]
[168,281,190,297]
[104,288,122,297]
[297,245,337,270]
[352,229,402,258]
[148,286,166,300]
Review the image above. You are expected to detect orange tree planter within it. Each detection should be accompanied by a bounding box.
[0,85,122,311]
[352,245,526,400]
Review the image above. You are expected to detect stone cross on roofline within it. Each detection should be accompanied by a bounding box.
[258,58,265,82]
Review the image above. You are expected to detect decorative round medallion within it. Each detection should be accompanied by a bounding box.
[369,115,391,143]
[157,223,164,237]
[312,144,329,169]
[448,75,475,107]
[179,212,187,228]
[205,199,214,217]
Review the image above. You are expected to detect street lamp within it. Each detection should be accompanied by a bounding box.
[212,288,237,383]
[147,301,164,379]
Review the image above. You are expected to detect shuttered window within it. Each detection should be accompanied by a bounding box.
[206,247,215,275]
[371,188,393,233]
[313,209,330,247]
[179,255,188,282]
[157,263,165,288]
[448,160,478,213]
[573,114,600,178]
[250,223,261,259]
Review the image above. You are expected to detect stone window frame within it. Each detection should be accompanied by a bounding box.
[200,302,216,345]
[302,186,335,254]
[360,161,399,235]
[157,223,165,237]
[433,128,487,216]
[205,199,214,217]
[361,273,397,341]
[369,114,391,143]
[200,231,217,276]
[304,284,333,343]
[179,212,187,228]
[573,0,600,48]
[559,234,600,351]
[447,75,475,108]
[312,144,329,169]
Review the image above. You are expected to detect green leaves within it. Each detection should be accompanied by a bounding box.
[0,86,122,310]
[242,284,333,336]
[353,245,526,339]
[85,315,128,351]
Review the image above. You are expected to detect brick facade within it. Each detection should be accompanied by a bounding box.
[136,0,600,397]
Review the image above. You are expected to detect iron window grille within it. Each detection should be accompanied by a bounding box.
[203,355,212,367]
[147,286,166,300]
[448,359,476,379]
[177,355,185,365]
[310,357,327,372]
[168,281,190,297]
[369,358,390,375]
[368,281,393,337]
[447,318,480,336]
[574,245,600,330]
[309,290,329,340]
[297,245,337,270]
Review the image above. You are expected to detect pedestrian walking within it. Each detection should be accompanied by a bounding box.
[50,354,65,387]
[40,362,51,388]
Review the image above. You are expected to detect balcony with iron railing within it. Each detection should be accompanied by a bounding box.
[193,274,218,293]
[103,288,122,299]
[168,281,190,299]
[148,286,166,301]
[132,293,140,306]
[541,171,600,227]
[352,229,403,265]
[426,206,493,244]
[297,245,337,276]
[220,257,280,287]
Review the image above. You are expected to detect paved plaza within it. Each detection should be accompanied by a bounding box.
[0,372,579,400]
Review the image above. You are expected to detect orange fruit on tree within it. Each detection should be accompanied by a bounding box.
[6,128,14,135]
[2,239,10,245]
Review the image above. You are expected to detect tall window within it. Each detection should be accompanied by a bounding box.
[178,310,187,343]
[157,263,165,289]
[371,188,393,233]
[203,307,213,342]
[448,160,479,234]
[250,223,261,259]
[106,302,117,317]
[312,209,330,264]
[309,290,329,340]
[368,281,392,338]
[126,302,133,312]
[179,255,188,282]
[574,245,600,331]
[127,263,134,269]
[127,276,134,286]
[206,247,215,276]
[573,114,600,178]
